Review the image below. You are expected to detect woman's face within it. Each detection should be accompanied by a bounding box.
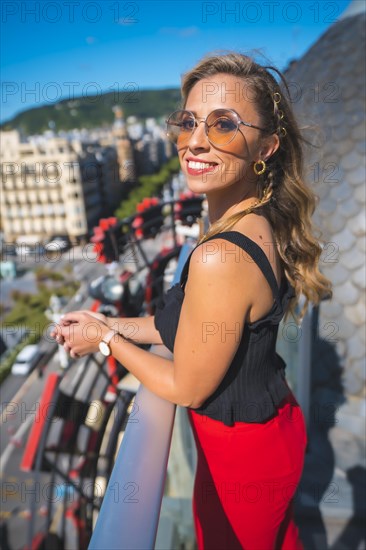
[177,74,279,197]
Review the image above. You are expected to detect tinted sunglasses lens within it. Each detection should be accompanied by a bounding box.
[207,110,238,145]
[167,111,194,144]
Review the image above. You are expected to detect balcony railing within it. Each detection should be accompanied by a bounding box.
[89,242,195,550]
[276,296,314,424]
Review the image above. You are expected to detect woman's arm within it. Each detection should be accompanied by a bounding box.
[105,315,163,345]
[60,238,275,408]
[58,311,163,346]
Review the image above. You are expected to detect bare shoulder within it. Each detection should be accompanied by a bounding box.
[189,212,279,276]
[184,213,283,324]
[184,233,261,315]
[233,212,282,284]
[234,212,276,247]
[188,235,254,284]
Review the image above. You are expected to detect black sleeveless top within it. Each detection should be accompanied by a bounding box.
[154,231,296,426]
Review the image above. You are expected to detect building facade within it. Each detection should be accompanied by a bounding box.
[0,130,122,244]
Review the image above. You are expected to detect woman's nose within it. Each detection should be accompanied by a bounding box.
[187,120,210,150]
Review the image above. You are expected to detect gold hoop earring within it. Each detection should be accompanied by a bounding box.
[253,159,266,176]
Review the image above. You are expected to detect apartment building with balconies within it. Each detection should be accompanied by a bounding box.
[0,130,122,244]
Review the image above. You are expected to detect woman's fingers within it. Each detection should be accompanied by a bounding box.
[50,325,65,344]
[62,342,80,358]
[61,312,85,324]
[63,343,72,354]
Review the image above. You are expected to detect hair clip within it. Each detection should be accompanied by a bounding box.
[280,126,287,137]
[273,92,281,104]
[278,110,284,119]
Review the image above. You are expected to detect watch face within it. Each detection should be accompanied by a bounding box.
[99,341,111,357]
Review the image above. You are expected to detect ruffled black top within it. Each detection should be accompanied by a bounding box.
[154,231,296,426]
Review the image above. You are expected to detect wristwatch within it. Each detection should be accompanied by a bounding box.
[99,329,119,357]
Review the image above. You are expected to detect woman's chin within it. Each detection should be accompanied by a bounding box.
[186,182,208,195]
[184,174,221,195]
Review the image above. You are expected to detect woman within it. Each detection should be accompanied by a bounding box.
[54,53,332,549]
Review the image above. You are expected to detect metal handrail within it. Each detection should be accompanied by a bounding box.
[89,242,195,550]
[296,299,313,425]
[276,295,314,426]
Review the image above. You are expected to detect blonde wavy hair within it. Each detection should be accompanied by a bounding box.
[181,52,332,320]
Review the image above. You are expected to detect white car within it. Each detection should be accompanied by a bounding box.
[44,237,70,252]
[11,345,40,376]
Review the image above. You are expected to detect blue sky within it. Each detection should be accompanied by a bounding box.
[1,0,353,122]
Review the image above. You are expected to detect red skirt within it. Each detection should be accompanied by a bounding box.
[187,392,307,550]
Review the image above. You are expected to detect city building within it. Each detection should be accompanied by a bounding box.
[0,108,176,245]
[133,119,171,176]
[111,106,136,183]
[0,130,122,244]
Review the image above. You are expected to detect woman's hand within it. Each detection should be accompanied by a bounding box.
[56,311,110,358]
[50,310,110,349]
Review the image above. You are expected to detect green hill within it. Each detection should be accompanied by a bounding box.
[1,88,182,135]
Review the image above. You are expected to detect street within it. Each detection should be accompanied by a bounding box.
[0,234,170,548]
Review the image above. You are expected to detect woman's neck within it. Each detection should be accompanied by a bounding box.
[206,188,259,225]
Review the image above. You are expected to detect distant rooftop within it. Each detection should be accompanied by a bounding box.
[339,0,365,19]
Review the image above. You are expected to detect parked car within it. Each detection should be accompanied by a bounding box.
[44,235,71,252]
[11,345,40,376]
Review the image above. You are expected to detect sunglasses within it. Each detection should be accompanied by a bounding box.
[166,108,266,147]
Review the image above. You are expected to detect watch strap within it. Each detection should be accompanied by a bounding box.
[101,329,119,346]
